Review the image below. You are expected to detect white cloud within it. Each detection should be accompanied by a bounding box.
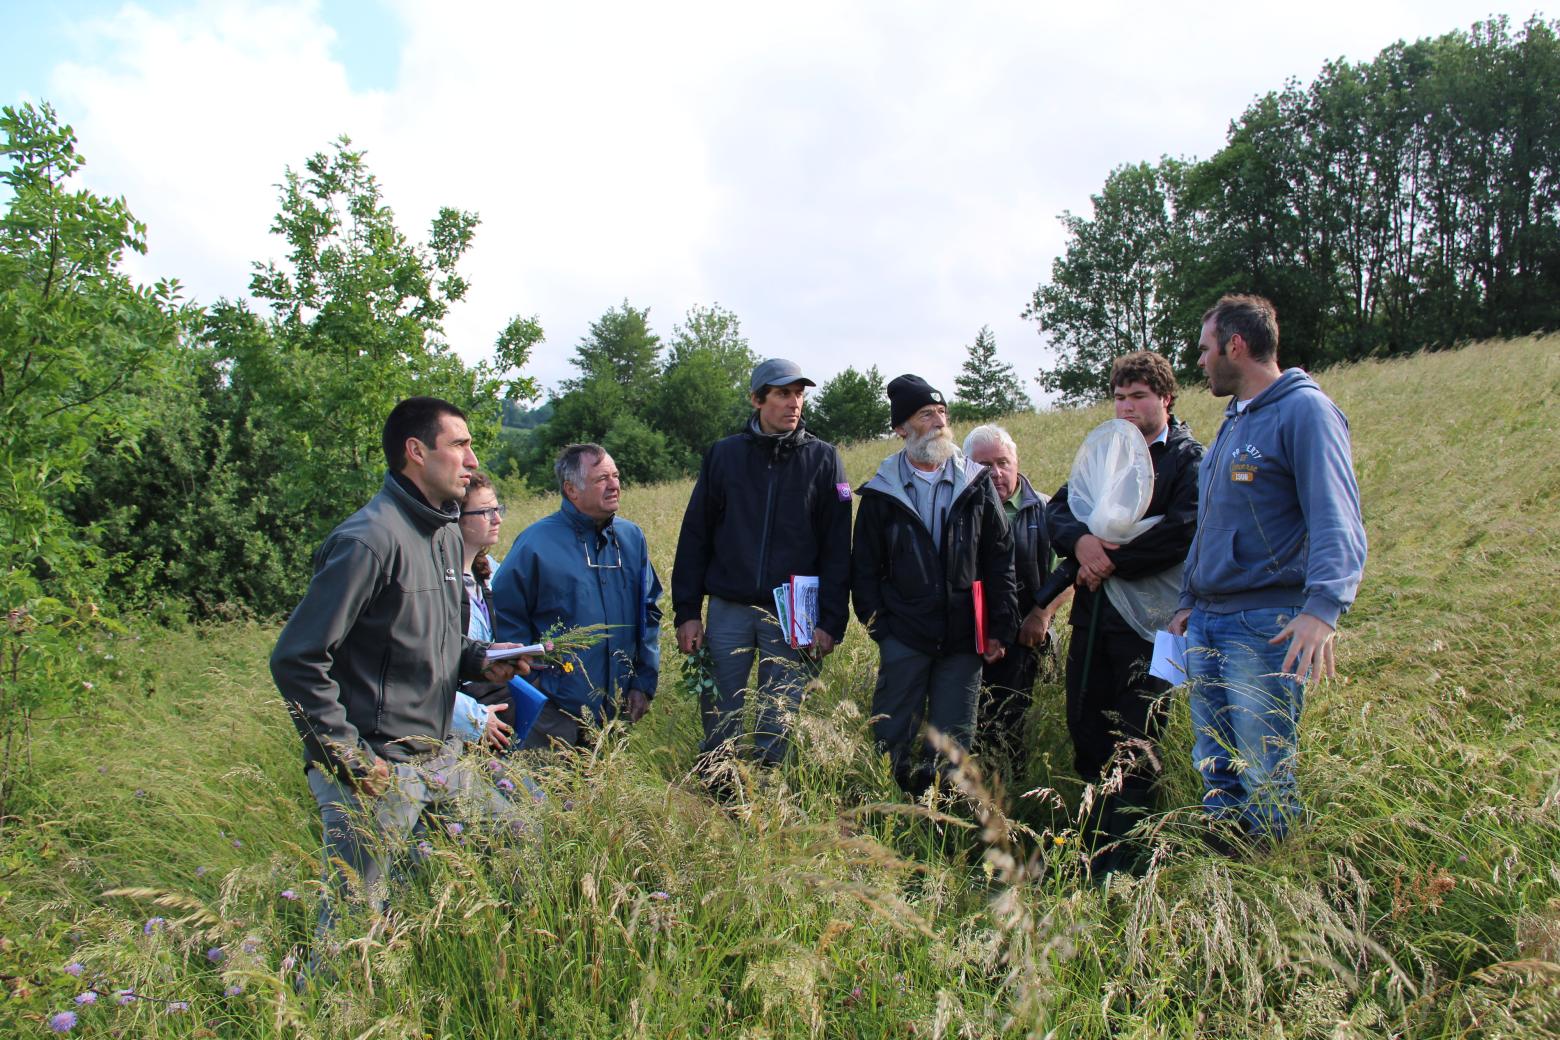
[39,0,1536,406]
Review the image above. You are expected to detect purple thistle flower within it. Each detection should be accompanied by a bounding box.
[134,789,146,799]
[417,840,434,857]
[195,865,207,877]
[240,938,260,954]
[206,946,225,963]
[167,1000,189,1013]
[143,916,166,934]
[115,989,136,1005]
[562,798,576,811]
[49,1011,77,1033]
[649,891,670,901]
[429,771,447,787]
[64,962,84,977]
[224,985,243,997]
[496,777,515,793]
[74,991,97,1006]
[231,838,243,848]
[279,889,298,901]
[485,759,503,774]
[445,822,464,837]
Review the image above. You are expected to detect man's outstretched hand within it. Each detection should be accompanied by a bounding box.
[1271,612,1337,683]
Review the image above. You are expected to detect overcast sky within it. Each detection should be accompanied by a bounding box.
[4,1,1541,406]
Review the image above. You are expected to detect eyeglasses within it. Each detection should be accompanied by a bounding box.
[583,536,622,570]
[460,505,506,521]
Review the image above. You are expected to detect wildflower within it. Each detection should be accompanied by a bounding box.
[649,891,670,901]
[417,840,434,857]
[279,889,298,901]
[81,681,94,691]
[241,938,260,954]
[64,963,84,977]
[485,760,503,774]
[231,838,243,848]
[509,819,529,836]
[446,822,464,838]
[1053,835,1067,847]
[562,799,576,811]
[115,989,136,1005]
[206,946,225,963]
[168,1001,189,1013]
[497,777,515,793]
[224,985,243,997]
[49,1011,77,1033]
[143,916,166,935]
[195,865,207,877]
[134,789,146,799]
[429,771,447,787]
[74,991,97,1005]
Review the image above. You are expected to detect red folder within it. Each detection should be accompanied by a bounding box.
[972,579,986,655]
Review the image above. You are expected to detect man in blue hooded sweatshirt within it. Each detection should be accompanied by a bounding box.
[1169,294,1367,845]
[491,443,662,749]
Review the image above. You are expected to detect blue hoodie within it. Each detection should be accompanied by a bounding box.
[1178,369,1367,627]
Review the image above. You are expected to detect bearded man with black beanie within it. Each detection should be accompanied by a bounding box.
[851,375,1018,795]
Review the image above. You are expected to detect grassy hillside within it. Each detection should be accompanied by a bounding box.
[3,337,1557,1038]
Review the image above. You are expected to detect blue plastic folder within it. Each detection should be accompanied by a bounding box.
[506,676,548,742]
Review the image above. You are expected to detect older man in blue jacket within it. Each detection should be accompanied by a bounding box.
[491,443,662,749]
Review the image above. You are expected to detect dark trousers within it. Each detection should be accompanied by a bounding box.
[976,641,1043,767]
[871,636,982,795]
[1065,624,1169,874]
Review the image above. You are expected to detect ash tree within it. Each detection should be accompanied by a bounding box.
[200,137,538,610]
[0,103,188,814]
[950,325,1033,421]
[808,365,890,445]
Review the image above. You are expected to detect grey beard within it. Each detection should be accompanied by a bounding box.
[905,428,957,468]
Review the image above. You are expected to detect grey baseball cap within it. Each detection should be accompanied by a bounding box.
[749,358,816,393]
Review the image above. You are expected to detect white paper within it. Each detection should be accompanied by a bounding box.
[1149,630,1189,684]
[484,642,548,662]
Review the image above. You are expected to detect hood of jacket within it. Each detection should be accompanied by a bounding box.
[1225,367,1318,418]
[860,448,985,513]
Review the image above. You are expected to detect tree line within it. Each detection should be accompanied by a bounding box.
[1029,14,1560,403]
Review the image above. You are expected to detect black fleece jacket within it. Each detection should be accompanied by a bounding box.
[672,418,853,640]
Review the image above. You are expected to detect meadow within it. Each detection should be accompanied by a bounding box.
[2,336,1557,1038]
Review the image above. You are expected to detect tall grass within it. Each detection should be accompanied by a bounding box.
[2,337,1557,1037]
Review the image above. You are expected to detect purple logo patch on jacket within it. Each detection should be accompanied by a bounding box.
[835,482,852,501]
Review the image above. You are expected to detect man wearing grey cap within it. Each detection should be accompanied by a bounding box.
[672,358,853,786]
[852,375,1019,795]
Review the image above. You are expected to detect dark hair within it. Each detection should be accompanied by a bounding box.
[1201,294,1280,362]
[1110,351,1178,406]
[383,397,467,471]
[464,471,497,583]
[555,443,606,496]
[750,381,809,405]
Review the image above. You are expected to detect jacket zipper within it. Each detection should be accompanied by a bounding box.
[754,456,778,597]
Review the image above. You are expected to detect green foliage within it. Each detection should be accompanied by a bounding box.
[0,102,185,812]
[651,304,757,468]
[950,325,1032,421]
[1030,16,1560,401]
[808,365,890,445]
[192,137,530,612]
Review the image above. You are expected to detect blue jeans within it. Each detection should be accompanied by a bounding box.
[1186,607,1305,840]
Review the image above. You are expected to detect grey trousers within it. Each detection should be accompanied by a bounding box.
[306,738,534,931]
[521,701,587,751]
[701,597,817,766]
[870,636,982,793]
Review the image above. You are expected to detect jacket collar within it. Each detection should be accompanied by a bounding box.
[385,471,460,532]
[559,496,613,538]
[744,413,811,460]
[862,448,986,511]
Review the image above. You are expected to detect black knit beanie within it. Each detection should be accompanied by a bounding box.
[887,374,945,428]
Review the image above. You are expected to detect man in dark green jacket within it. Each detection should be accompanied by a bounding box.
[271,397,531,930]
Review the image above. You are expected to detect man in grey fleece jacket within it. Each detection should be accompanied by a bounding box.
[1169,295,1367,845]
[271,397,532,929]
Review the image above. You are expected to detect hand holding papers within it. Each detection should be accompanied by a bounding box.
[484,641,550,663]
[772,575,819,648]
[1149,630,1189,684]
